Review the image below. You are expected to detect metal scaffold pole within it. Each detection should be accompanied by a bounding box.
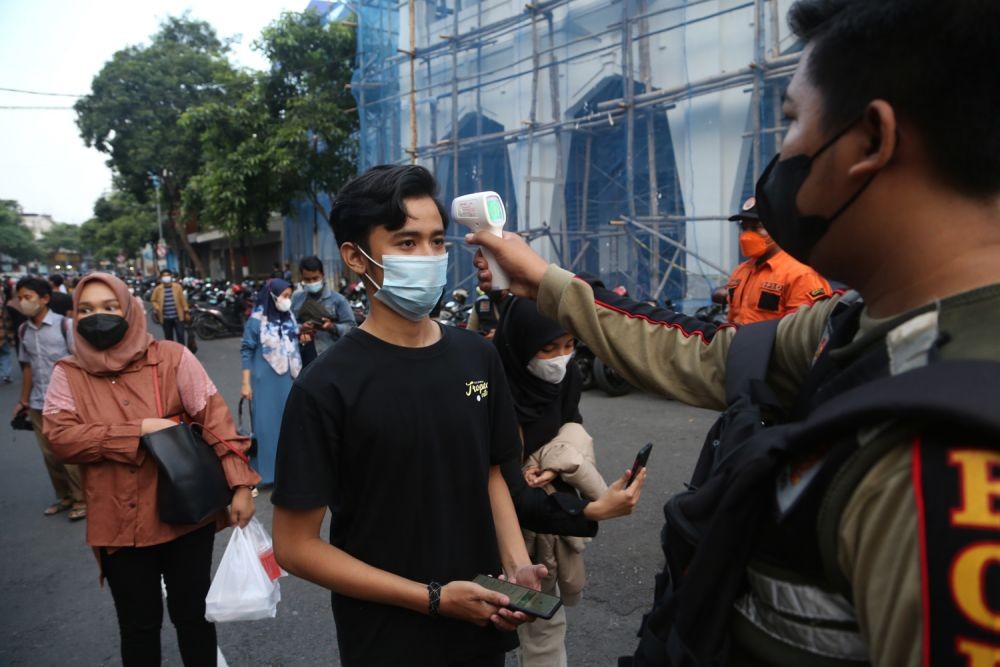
[408,0,417,164]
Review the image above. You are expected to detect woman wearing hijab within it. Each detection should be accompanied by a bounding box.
[495,297,636,667]
[240,279,301,486]
[42,273,259,666]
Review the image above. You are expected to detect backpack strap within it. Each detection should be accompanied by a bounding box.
[787,360,1000,446]
[723,318,781,404]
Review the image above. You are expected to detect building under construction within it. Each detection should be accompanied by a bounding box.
[345,0,798,305]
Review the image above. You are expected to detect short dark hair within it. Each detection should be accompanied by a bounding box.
[49,274,64,287]
[329,165,449,247]
[788,0,1000,198]
[299,256,324,274]
[160,268,172,276]
[16,276,52,299]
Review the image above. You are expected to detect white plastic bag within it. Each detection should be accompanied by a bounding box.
[205,518,282,622]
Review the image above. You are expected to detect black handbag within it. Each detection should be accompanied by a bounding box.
[11,407,33,432]
[237,397,257,459]
[143,367,248,524]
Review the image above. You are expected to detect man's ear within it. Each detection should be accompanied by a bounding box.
[848,100,898,178]
[340,242,368,276]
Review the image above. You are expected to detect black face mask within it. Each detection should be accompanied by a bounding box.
[77,314,129,351]
[755,118,879,264]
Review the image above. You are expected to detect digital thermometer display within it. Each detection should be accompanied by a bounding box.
[486,196,505,224]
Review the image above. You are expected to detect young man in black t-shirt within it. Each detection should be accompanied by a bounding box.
[272,165,545,667]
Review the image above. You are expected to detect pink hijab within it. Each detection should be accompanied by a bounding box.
[71,273,154,375]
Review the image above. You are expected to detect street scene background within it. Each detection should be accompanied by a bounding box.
[0,312,716,666]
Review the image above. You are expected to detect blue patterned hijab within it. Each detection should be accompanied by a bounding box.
[251,279,301,377]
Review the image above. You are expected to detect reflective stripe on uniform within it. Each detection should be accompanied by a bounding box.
[733,566,869,662]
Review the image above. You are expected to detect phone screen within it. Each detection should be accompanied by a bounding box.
[473,575,563,620]
[625,443,653,488]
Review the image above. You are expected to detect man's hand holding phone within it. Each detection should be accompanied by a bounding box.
[438,580,510,627]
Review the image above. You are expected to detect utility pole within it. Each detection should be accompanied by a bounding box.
[151,172,165,271]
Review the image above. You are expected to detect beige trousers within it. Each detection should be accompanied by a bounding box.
[517,578,568,667]
[29,409,84,503]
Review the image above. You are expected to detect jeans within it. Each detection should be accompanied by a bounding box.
[100,523,217,666]
[162,318,186,344]
[0,343,12,379]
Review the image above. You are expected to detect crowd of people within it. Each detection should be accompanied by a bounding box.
[3,1,998,665]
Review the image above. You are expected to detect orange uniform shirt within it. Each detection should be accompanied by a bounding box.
[725,249,832,324]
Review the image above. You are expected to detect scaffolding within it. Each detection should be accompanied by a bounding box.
[352,0,799,306]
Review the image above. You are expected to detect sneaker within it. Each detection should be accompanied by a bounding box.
[1,376,11,384]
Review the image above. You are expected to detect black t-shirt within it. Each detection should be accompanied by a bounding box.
[272,325,521,665]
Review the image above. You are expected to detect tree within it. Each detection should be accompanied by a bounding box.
[180,71,281,241]
[39,223,81,256]
[0,199,42,264]
[74,16,244,275]
[79,191,158,262]
[182,10,357,245]
[255,10,358,224]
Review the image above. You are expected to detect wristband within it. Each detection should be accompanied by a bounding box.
[427,581,442,617]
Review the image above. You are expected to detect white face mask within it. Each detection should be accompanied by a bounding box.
[161,276,172,284]
[19,299,41,317]
[526,353,573,385]
[274,296,292,313]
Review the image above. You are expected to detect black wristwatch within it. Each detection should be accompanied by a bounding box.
[427,581,442,617]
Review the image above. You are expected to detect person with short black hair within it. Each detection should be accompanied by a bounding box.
[45,274,73,317]
[468,2,1000,664]
[149,269,190,343]
[272,165,545,667]
[11,276,84,520]
[49,273,67,294]
[291,255,356,358]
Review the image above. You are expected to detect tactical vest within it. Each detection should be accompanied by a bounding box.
[628,289,1000,667]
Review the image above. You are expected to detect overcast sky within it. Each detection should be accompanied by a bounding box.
[0,0,306,225]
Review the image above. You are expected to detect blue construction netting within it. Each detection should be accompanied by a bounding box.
[353,0,403,171]
[345,1,797,304]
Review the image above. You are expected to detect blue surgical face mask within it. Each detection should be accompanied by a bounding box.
[355,245,448,321]
[303,281,324,294]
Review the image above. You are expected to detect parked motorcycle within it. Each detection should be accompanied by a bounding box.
[437,288,472,328]
[191,292,246,339]
[693,286,730,326]
[573,341,633,397]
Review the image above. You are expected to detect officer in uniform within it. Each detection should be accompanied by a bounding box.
[468,1,1000,664]
[725,196,832,324]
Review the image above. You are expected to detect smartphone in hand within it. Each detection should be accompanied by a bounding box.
[473,575,563,620]
[625,443,653,488]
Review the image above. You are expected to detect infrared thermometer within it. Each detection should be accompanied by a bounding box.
[451,191,509,290]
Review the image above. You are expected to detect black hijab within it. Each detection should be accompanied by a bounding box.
[494,297,582,457]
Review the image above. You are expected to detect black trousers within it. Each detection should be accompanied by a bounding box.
[161,318,186,343]
[101,523,217,667]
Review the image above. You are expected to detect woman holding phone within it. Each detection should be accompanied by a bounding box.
[494,296,645,667]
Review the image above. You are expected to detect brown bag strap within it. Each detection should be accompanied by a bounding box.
[151,364,164,418]
[150,363,249,464]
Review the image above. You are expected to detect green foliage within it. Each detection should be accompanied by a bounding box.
[74,16,244,274]
[254,10,359,221]
[39,223,82,255]
[180,72,281,238]
[0,200,42,263]
[76,10,359,264]
[75,16,238,202]
[79,191,158,261]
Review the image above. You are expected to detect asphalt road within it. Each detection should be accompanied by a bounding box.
[0,320,717,666]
